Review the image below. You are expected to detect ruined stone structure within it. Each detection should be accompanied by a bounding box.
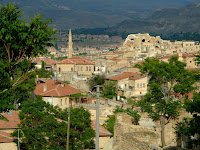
[113,113,160,150]
[120,33,200,62]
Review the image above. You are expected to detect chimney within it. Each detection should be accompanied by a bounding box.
[43,84,47,92]
[61,84,65,88]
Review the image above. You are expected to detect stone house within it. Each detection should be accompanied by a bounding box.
[55,56,95,76]
[34,78,83,109]
[107,72,148,98]
[159,53,198,69]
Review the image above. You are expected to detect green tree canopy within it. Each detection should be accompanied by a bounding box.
[176,93,200,149]
[87,74,106,90]
[136,56,196,147]
[0,3,56,113]
[12,96,95,150]
[102,80,118,98]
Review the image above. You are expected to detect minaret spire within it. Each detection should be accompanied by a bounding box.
[68,29,73,58]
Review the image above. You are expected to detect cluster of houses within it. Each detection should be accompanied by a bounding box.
[1,32,200,149]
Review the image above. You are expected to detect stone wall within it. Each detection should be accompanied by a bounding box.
[113,113,160,150]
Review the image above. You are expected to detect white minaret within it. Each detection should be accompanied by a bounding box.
[68,29,73,58]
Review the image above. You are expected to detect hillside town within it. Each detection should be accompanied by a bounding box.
[1,2,200,150]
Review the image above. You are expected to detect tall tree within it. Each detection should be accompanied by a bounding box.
[102,80,118,98]
[12,96,95,150]
[176,92,200,149]
[87,74,106,90]
[0,3,56,114]
[136,56,196,147]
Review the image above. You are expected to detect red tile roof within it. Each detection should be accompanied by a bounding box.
[0,131,15,143]
[108,72,140,81]
[0,111,20,129]
[34,79,82,97]
[0,111,19,143]
[159,53,194,60]
[113,51,124,54]
[58,57,94,65]
[182,54,194,58]
[159,55,176,59]
[33,58,57,65]
[130,75,146,80]
[92,121,112,137]
[57,59,74,64]
[43,58,57,65]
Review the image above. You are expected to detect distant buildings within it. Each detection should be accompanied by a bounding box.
[107,72,148,98]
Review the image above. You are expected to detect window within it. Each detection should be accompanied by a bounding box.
[143,83,145,88]
[137,83,139,88]
[71,67,73,71]
[140,92,142,94]
[61,99,62,106]
[78,67,79,71]
[59,67,61,73]
[47,98,53,105]
[81,67,83,71]
[65,98,67,105]
[190,61,192,63]
[125,84,127,89]
[86,66,88,71]
[140,83,142,88]
[89,66,91,71]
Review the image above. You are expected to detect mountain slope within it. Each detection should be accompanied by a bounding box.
[1,0,198,29]
[111,2,200,34]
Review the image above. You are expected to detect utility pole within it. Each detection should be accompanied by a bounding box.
[95,85,100,150]
[66,100,71,150]
[18,128,20,150]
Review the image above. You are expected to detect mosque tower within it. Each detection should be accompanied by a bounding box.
[68,29,73,58]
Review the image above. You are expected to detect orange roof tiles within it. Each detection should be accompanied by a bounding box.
[34,79,82,97]
[0,111,20,129]
[0,131,15,143]
[182,54,194,57]
[43,58,57,65]
[130,75,146,80]
[113,51,124,54]
[159,53,195,60]
[57,59,74,64]
[159,55,176,59]
[92,121,112,137]
[108,72,140,80]
[58,57,94,65]
[33,58,57,65]
[0,111,19,143]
